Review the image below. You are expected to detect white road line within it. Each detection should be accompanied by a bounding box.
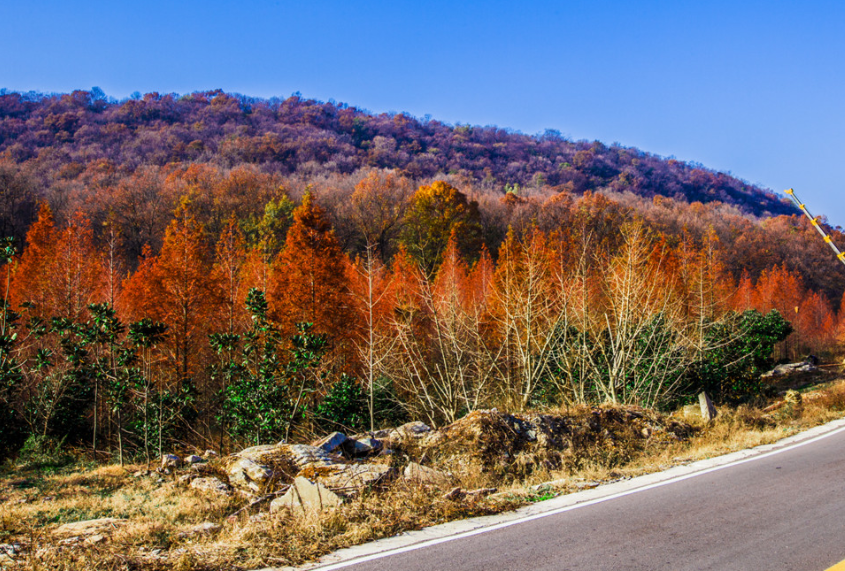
[264,416,845,571]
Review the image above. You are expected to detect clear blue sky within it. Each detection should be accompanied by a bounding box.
[3,0,845,225]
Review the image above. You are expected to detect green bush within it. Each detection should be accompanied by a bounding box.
[316,375,408,434]
[17,434,73,469]
[687,309,793,404]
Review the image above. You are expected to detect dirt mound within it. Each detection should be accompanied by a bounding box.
[413,407,694,482]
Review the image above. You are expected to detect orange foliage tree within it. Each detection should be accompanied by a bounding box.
[121,200,222,384]
[12,205,104,320]
[269,192,356,349]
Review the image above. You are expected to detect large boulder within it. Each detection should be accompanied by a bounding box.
[236,444,286,464]
[287,444,336,470]
[233,444,305,479]
[228,442,337,491]
[389,421,431,441]
[270,476,342,515]
[301,463,396,494]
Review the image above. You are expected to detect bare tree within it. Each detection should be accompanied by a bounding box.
[387,242,498,426]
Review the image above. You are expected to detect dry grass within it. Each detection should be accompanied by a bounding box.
[3,377,845,570]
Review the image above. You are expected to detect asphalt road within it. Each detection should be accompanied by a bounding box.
[315,426,845,571]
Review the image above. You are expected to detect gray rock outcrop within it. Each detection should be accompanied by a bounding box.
[307,463,395,493]
[161,454,181,470]
[270,476,342,515]
[227,457,274,492]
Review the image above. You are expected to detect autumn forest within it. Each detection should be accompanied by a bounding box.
[0,88,844,462]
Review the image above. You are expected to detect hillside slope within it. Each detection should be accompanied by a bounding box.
[0,89,791,218]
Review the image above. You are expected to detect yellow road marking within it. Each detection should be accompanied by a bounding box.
[825,559,845,571]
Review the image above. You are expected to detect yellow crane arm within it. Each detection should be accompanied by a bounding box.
[784,188,845,267]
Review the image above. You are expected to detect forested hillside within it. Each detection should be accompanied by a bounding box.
[0,88,792,226]
[0,88,843,461]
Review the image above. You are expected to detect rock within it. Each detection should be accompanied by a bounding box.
[227,458,274,492]
[226,442,337,491]
[762,361,819,378]
[403,462,454,488]
[270,476,342,515]
[304,463,396,493]
[343,436,381,457]
[237,442,332,475]
[314,432,348,454]
[202,449,218,459]
[184,455,204,465]
[190,463,214,475]
[190,476,231,496]
[53,517,127,537]
[85,534,107,545]
[161,454,181,470]
[236,444,283,464]
[177,522,221,538]
[698,392,717,422]
[444,487,464,500]
[390,421,431,440]
[287,444,336,470]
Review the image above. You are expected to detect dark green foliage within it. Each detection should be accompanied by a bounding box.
[216,288,329,445]
[316,374,368,433]
[0,238,24,456]
[17,434,73,469]
[688,309,793,404]
[125,317,169,462]
[0,238,23,458]
[316,374,408,434]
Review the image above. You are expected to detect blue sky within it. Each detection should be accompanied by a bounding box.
[3,0,845,225]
